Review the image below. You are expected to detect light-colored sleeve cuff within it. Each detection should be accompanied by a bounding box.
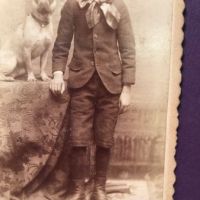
[53,71,64,79]
[53,71,63,75]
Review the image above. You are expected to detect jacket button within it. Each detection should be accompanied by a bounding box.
[94,34,98,39]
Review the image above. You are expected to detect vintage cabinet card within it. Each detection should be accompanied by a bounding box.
[0,0,184,199]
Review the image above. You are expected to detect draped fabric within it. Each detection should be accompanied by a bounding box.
[77,0,121,29]
[0,81,70,199]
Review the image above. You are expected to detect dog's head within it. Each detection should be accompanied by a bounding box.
[32,0,57,15]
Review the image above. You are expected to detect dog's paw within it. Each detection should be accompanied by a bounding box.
[27,74,37,82]
[0,75,14,82]
[27,77,37,81]
[41,73,50,81]
[5,76,15,82]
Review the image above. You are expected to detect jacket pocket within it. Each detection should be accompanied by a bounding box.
[68,60,82,72]
[109,65,122,75]
[69,65,82,72]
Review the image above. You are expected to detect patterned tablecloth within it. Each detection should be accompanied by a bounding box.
[0,81,70,199]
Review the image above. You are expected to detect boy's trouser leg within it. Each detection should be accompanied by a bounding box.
[68,74,97,200]
[66,147,87,200]
[93,146,111,200]
[92,74,120,200]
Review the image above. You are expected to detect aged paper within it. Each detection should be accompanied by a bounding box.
[163,1,184,199]
[0,0,184,199]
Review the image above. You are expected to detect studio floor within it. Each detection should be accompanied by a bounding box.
[108,180,149,200]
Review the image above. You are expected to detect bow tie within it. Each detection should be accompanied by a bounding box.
[77,0,120,29]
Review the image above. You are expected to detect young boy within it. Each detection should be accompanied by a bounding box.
[50,0,135,199]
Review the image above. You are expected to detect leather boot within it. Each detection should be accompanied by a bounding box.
[65,179,85,200]
[93,178,108,200]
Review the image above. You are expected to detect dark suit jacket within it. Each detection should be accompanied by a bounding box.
[52,0,136,94]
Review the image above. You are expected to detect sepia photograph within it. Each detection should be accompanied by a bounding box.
[0,0,183,199]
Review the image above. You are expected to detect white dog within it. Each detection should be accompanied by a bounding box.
[0,0,56,81]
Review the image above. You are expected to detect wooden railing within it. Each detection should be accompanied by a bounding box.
[87,135,164,177]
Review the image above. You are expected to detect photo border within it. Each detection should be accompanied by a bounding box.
[163,0,184,199]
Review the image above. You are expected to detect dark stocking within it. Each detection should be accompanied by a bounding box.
[95,146,111,181]
[70,147,87,180]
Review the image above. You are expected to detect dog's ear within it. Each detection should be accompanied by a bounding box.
[50,0,57,12]
[32,0,39,10]
[33,0,39,5]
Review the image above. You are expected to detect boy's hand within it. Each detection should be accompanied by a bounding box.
[50,71,65,95]
[119,85,132,113]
